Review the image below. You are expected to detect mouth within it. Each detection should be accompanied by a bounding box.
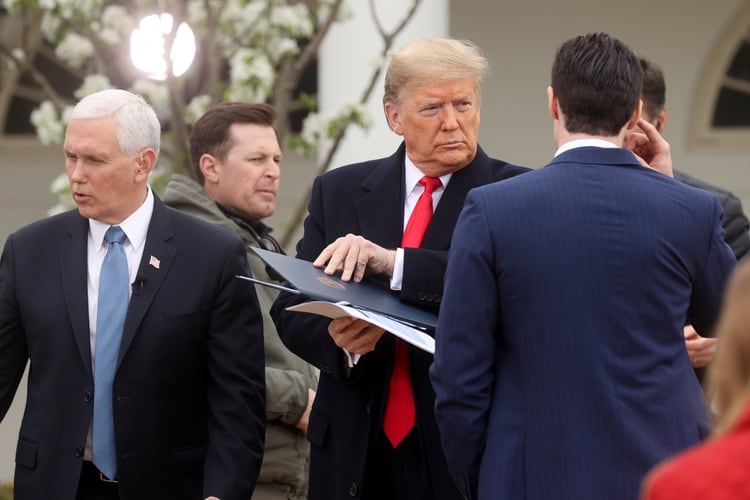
[72,192,90,203]
[257,189,277,198]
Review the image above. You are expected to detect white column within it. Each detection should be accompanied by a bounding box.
[318,0,449,169]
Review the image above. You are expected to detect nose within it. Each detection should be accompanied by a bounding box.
[441,106,459,130]
[67,159,86,183]
[266,160,281,179]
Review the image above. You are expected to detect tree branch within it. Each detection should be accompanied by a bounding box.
[279,0,422,248]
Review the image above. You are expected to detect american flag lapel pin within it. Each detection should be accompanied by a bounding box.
[149,255,161,269]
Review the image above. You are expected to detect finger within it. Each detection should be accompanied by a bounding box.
[312,247,332,268]
[324,243,350,276]
[339,247,363,282]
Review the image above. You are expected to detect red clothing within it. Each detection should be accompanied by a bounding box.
[642,405,750,500]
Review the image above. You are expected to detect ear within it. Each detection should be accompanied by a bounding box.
[547,86,559,120]
[654,107,668,132]
[625,99,643,131]
[135,148,157,181]
[199,154,221,184]
[384,102,404,136]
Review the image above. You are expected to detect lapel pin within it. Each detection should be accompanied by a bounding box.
[149,255,161,269]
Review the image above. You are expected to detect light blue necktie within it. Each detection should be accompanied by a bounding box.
[93,226,128,480]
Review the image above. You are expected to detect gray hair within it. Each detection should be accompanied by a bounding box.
[70,89,161,158]
[383,38,489,106]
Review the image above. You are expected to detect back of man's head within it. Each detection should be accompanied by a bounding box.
[189,102,277,184]
[640,57,667,129]
[551,32,642,136]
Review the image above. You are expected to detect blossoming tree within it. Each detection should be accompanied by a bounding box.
[0,0,421,243]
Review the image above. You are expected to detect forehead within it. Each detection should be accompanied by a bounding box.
[64,115,120,154]
[400,78,478,103]
[227,122,279,148]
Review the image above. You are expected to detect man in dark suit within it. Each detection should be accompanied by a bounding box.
[0,89,266,500]
[270,38,529,500]
[430,32,737,500]
[639,56,750,373]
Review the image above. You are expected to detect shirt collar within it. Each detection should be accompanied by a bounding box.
[555,138,619,157]
[404,154,452,193]
[89,187,155,253]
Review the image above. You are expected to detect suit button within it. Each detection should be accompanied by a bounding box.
[417,292,426,300]
[348,482,359,497]
[74,446,83,457]
[84,391,93,402]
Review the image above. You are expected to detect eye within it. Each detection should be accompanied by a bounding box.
[456,101,473,111]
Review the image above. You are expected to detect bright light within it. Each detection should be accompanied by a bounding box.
[130,13,196,80]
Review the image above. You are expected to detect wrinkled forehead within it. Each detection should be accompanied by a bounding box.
[64,116,121,154]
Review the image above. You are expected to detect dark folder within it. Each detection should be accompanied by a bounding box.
[242,246,438,330]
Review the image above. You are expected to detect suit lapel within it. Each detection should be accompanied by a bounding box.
[61,214,94,375]
[118,198,176,367]
[355,145,405,249]
[423,146,494,249]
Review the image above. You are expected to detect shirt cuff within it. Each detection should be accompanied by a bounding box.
[390,247,405,290]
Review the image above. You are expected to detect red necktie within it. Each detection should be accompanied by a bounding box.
[383,176,442,447]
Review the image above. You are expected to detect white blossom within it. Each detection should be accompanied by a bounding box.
[229,49,275,98]
[99,5,132,46]
[55,32,94,68]
[300,111,327,145]
[270,4,313,38]
[219,0,267,44]
[129,79,170,119]
[50,172,70,195]
[187,1,208,28]
[226,84,267,104]
[40,12,63,41]
[30,101,65,145]
[38,0,57,10]
[2,0,22,12]
[74,74,112,99]
[267,37,299,62]
[185,94,213,125]
[317,0,352,24]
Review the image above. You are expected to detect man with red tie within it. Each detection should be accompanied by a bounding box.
[270,38,529,500]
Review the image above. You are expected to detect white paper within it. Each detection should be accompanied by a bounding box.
[286,301,435,354]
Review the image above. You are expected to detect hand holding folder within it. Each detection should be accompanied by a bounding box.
[237,246,437,354]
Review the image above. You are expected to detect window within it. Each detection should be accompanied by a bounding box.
[690,1,750,150]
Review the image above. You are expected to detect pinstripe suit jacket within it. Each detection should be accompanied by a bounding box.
[431,147,737,500]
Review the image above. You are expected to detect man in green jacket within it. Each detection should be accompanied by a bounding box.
[164,102,317,500]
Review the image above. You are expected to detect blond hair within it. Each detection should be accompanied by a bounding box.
[383,38,488,106]
[705,259,750,436]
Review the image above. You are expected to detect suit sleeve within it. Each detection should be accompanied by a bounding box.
[0,234,29,421]
[400,248,448,312]
[430,191,499,500]
[203,238,266,500]
[689,198,738,337]
[719,191,750,260]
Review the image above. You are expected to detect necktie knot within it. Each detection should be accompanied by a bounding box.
[420,176,442,195]
[105,226,126,246]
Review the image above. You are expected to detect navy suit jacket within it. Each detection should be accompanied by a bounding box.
[271,143,529,500]
[0,196,266,500]
[430,147,737,500]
